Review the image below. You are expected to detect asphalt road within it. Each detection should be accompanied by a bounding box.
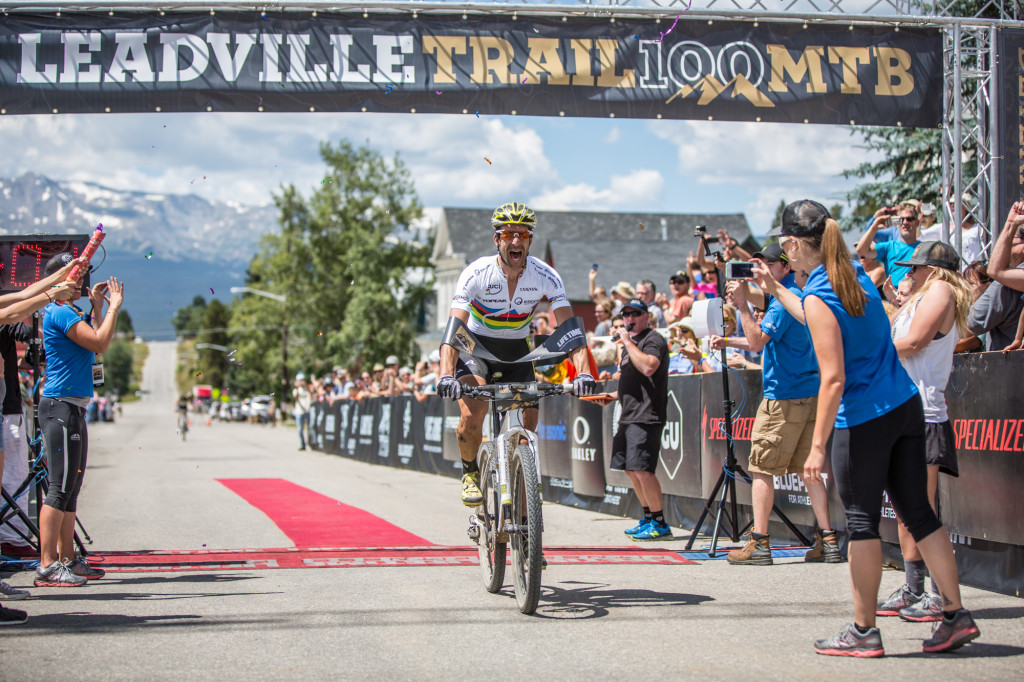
[1,342,1022,681]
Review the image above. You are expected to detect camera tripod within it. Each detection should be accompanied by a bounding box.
[684,226,810,557]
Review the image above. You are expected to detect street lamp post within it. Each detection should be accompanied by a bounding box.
[229,286,289,405]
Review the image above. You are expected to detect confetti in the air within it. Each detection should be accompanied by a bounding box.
[435,90,442,94]
[521,77,527,84]
[385,84,394,94]
[655,5,690,43]
[475,110,481,117]
[484,157,492,165]
[639,223,646,231]
[195,372,202,377]
[144,251,153,259]
[317,330,323,336]
[210,288,215,294]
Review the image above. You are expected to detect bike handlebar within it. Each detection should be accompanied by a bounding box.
[461,381,575,402]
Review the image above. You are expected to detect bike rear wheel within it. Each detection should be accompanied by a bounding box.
[476,442,506,593]
[510,443,543,614]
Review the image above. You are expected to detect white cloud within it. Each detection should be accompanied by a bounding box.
[603,127,621,144]
[531,168,664,211]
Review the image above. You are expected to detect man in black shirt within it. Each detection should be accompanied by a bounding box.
[603,298,671,541]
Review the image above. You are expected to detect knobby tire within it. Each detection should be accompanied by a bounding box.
[476,442,506,593]
[511,443,543,615]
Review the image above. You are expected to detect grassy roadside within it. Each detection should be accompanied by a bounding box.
[120,341,150,403]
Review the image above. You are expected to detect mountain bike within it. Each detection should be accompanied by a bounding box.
[178,411,188,441]
[465,380,574,614]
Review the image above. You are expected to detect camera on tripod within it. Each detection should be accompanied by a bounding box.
[695,225,722,261]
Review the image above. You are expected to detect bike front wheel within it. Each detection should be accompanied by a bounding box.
[476,442,506,593]
[510,443,543,614]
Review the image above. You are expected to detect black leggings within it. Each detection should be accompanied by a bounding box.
[831,395,942,543]
[39,397,89,513]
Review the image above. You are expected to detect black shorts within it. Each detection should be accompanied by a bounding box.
[611,422,663,474]
[925,420,959,477]
[454,336,534,384]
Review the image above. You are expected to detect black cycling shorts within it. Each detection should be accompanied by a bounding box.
[831,395,942,543]
[39,397,89,513]
[454,336,534,384]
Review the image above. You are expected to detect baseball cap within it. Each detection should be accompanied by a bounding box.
[373,363,385,372]
[669,270,690,284]
[385,355,399,366]
[621,298,647,314]
[894,240,961,271]
[669,316,695,334]
[428,349,441,363]
[767,199,831,237]
[751,242,788,263]
[920,202,937,216]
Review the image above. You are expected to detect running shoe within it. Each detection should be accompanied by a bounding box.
[632,520,673,541]
[461,472,483,506]
[0,605,27,626]
[34,558,88,587]
[68,557,105,580]
[899,592,943,622]
[813,622,885,658]
[922,609,980,653]
[0,580,29,600]
[624,518,650,536]
[877,584,921,616]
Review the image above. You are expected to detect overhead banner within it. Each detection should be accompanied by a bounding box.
[996,29,1024,222]
[0,13,941,126]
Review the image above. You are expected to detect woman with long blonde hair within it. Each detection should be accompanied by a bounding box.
[762,200,978,658]
[876,242,973,623]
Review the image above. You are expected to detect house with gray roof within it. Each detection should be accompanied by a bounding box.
[429,207,754,333]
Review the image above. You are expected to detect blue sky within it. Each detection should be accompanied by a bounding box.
[0,109,878,238]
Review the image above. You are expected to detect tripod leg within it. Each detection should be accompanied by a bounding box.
[728,475,740,543]
[73,531,88,556]
[685,469,727,550]
[74,516,93,543]
[771,504,812,546]
[1,488,41,549]
[708,478,732,558]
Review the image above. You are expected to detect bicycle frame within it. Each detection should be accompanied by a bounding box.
[489,405,542,535]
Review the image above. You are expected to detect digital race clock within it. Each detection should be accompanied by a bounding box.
[0,235,91,295]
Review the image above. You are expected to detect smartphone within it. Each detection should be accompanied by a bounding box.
[725,262,755,279]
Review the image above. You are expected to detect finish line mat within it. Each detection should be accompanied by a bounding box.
[87,546,697,572]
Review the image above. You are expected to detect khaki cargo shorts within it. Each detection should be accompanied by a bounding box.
[747,396,817,476]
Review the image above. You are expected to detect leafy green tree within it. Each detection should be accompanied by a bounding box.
[171,295,208,338]
[115,309,134,337]
[230,139,433,398]
[104,339,133,396]
[198,299,230,389]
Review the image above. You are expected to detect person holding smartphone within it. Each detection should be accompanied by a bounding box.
[766,200,977,657]
[34,254,124,588]
[856,203,922,288]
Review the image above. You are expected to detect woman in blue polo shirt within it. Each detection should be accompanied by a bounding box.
[34,253,124,589]
[775,200,978,658]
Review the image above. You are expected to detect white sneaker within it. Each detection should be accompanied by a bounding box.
[0,579,29,600]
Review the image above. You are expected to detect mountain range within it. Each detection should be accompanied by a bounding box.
[0,172,278,338]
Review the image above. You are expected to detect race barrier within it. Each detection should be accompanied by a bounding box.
[309,351,1024,597]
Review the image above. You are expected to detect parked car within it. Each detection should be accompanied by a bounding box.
[248,395,274,423]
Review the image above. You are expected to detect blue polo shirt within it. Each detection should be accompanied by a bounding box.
[42,302,95,399]
[875,239,920,286]
[759,273,818,400]
[801,261,918,429]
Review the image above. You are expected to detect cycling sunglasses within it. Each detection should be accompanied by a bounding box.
[496,229,533,242]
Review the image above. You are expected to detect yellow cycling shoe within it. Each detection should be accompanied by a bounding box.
[461,472,483,506]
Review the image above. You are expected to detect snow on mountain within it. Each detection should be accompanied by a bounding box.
[0,172,277,264]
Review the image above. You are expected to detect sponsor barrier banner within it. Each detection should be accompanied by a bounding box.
[570,398,606,498]
[657,377,703,498]
[0,13,940,126]
[995,29,1024,222]
[699,369,759,505]
[390,395,417,469]
[941,353,1024,546]
[537,394,572,481]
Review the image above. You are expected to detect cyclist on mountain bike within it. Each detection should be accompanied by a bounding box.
[176,395,189,425]
[437,202,597,505]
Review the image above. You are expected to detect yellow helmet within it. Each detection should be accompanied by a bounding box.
[491,202,536,231]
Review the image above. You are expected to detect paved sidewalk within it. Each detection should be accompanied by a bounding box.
[1,342,1021,681]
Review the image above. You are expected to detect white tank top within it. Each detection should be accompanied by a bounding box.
[891,296,958,423]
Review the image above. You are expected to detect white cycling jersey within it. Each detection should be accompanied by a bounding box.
[451,255,570,339]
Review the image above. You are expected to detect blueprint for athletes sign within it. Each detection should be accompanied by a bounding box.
[0,13,940,126]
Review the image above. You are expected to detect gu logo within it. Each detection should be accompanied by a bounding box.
[659,392,685,480]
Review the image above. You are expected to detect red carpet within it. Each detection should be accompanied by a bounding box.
[216,478,431,547]
[90,546,696,572]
